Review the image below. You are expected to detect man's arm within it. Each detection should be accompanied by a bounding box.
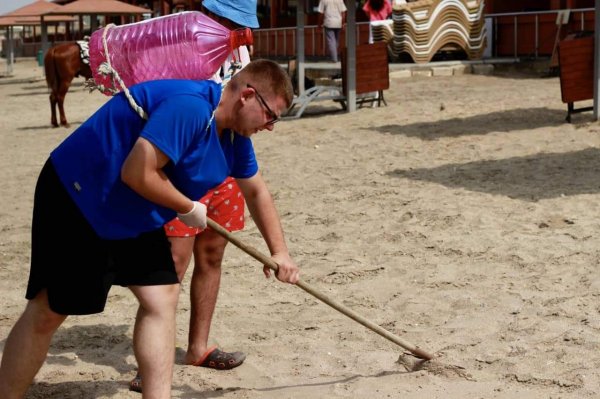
[121,137,195,215]
[236,172,300,284]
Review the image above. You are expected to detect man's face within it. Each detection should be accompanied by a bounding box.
[234,84,287,137]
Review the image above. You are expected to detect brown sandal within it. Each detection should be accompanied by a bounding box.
[128,348,246,393]
[193,346,246,370]
[129,373,142,393]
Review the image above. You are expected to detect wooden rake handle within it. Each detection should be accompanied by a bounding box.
[206,218,434,361]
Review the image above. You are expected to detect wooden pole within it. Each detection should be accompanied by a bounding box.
[206,218,435,360]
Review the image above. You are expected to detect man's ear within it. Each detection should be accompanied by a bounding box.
[240,86,254,105]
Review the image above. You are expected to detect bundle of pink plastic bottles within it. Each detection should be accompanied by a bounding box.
[89,11,253,95]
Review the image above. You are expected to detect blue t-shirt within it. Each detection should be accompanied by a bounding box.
[50,79,258,239]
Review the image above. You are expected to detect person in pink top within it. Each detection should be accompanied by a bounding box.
[362,0,392,21]
[363,0,393,44]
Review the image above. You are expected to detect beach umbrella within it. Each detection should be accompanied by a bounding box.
[47,0,150,33]
[44,0,150,62]
[49,0,151,15]
[1,0,60,17]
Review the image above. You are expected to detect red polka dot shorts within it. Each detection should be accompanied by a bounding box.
[164,177,245,237]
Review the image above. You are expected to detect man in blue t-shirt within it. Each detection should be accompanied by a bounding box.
[0,59,299,399]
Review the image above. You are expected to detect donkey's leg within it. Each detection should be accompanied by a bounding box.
[57,80,72,127]
[50,92,59,128]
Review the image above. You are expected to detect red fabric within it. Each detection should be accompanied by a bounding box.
[362,0,392,21]
[164,177,245,237]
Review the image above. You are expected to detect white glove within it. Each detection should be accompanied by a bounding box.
[177,202,207,229]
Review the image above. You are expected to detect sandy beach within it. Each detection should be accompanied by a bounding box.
[1,57,599,398]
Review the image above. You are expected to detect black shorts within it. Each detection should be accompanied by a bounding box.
[25,159,179,315]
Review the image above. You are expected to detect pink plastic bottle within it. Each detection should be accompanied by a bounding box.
[89,11,253,95]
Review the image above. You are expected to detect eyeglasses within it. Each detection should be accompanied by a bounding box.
[247,83,279,125]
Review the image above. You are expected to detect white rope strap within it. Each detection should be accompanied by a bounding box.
[94,23,217,130]
[97,23,148,120]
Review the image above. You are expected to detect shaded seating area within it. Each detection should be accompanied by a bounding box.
[284,84,345,119]
[0,0,77,75]
[284,42,389,119]
[0,0,149,75]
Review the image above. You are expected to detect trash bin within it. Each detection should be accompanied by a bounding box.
[37,50,44,67]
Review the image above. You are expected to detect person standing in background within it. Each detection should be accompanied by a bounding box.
[129,0,262,393]
[318,0,347,62]
[362,0,392,43]
[164,0,259,372]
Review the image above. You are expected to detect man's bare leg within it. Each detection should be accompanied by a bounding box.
[185,229,227,363]
[130,283,179,399]
[169,236,195,282]
[0,290,66,399]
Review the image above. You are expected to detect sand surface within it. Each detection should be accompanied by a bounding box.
[1,58,600,398]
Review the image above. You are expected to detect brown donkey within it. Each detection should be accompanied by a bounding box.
[44,42,93,127]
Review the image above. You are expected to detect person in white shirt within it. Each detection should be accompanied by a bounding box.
[318,0,347,62]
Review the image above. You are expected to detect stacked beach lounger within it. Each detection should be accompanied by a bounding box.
[373,0,486,63]
[370,19,394,43]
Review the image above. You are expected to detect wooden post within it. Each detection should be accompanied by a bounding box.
[594,0,600,120]
[346,0,356,112]
[297,0,305,95]
[270,0,277,28]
